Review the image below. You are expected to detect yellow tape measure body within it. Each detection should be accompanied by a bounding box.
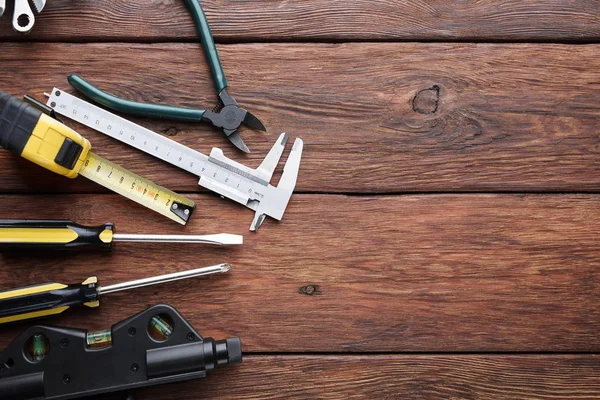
[21,113,91,178]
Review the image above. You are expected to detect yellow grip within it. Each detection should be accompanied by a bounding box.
[0,227,78,244]
[0,282,68,300]
[0,307,70,324]
[0,279,100,325]
[21,113,91,178]
[0,283,70,324]
[0,220,115,251]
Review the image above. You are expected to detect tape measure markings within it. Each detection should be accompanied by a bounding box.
[80,153,194,225]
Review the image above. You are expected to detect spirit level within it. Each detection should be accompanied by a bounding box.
[0,305,241,399]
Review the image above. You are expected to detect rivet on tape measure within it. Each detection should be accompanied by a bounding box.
[0,92,195,225]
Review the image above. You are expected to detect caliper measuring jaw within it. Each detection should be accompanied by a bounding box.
[199,133,304,231]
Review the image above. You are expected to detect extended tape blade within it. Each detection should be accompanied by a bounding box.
[80,152,195,225]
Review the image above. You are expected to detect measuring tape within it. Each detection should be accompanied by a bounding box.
[0,91,195,225]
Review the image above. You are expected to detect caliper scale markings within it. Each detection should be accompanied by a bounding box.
[56,92,256,196]
[48,89,304,231]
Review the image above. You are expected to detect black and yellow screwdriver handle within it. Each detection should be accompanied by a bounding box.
[0,219,115,251]
[0,91,91,178]
[0,277,100,325]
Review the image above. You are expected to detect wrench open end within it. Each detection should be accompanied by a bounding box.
[32,0,46,13]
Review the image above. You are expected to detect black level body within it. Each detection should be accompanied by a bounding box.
[0,304,242,399]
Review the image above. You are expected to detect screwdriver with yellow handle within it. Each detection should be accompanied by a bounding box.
[0,92,195,225]
[0,219,243,251]
[0,263,231,325]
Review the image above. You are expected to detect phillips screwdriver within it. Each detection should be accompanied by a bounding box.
[0,219,243,251]
[0,263,232,324]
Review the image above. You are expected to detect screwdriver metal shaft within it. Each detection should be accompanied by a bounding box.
[112,234,242,245]
[99,263,231,294]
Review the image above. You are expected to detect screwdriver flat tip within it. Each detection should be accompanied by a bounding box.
[213,234,243,245]
[111,233,243,245]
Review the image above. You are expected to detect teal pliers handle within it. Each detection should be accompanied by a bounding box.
[185,0,227,93]
[68,75,206,121]
[67,0,226,120]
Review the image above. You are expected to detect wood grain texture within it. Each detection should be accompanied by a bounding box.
[132,355,600,400]
[0,0,599,42]
[0,193,598,352]
[1,43,600,193]
[1,1,598,397]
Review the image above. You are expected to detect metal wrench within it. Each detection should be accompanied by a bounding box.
[11,0,46,33]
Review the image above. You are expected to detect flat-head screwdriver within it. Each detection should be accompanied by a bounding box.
[0,263,231,325]
[0,219,243,251]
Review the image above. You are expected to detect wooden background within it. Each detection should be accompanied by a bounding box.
[1,1,600,398]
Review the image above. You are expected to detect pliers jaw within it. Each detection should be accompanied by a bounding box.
[202,89,266,153]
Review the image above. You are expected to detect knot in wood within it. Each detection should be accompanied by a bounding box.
[162,127,180,137]
[299,285,320,296]
[412,85,440,114]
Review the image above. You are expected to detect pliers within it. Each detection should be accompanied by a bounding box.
[67,0,265,153]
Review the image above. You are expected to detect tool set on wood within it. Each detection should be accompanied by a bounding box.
[0,1,304,398]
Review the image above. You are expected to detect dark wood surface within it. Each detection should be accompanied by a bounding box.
[1,1,600,398]
[1,43,600,193]
[1,193,600,353]
[0,0,599,41]
[140,355,600,400]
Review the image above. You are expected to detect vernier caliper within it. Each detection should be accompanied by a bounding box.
[46,88,303,231]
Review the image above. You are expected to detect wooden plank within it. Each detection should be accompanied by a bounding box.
[3,354,599,399]
[135,355,600,400]
[0,193,598,352]
[1,43,600,193]
[0,0,599,42]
